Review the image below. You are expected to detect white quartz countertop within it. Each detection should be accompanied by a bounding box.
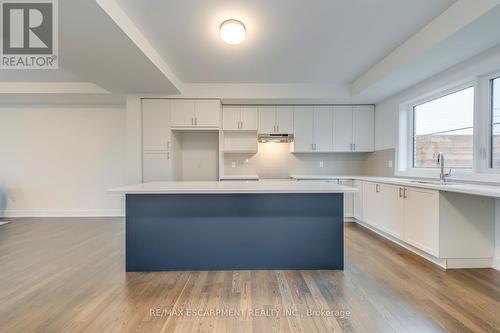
[109,179,358,194]
[291,175,500,198]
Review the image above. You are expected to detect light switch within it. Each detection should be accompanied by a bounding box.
[231,161,236,168]
[319,161,324,168]
[388,160,393,168]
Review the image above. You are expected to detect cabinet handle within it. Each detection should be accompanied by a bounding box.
[311,143,314,151]
[350,143,353,150]
[404,188,408,199]
[376,184,380,193]
[399,187,402,198]
[353,143,356,151]
[167,152,170,160]
[191,117,194,125]
[241,121,243,129]
[195,117,198,126]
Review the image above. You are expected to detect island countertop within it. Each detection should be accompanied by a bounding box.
[109,179,358,194]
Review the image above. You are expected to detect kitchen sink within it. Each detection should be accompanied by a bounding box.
[408,180,449,185]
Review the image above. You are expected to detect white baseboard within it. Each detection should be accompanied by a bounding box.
[2,209,125,218]
[354,219,494,270]
[493,257,500,271]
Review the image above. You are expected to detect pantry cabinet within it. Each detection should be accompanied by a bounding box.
[141,99,172,182]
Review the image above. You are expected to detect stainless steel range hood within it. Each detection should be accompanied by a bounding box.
[257,133,294,143]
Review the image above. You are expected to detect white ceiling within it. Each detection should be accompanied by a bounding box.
[0,0,179,95]
[3,0,500,105]
[116,0,455,84]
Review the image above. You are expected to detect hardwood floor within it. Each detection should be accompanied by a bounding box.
[0,218,499,333]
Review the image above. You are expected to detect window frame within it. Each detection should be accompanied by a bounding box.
[411,85,475,170]
[488,73,500,170]
[397,80,479,179]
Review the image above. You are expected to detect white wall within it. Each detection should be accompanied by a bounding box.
[0,106,126,217]
[224,143,368,178]
[179,131,219,181]
[375,44,500,151]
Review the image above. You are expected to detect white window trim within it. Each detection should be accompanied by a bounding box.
[397,71,500,183]
[479,71,500,175]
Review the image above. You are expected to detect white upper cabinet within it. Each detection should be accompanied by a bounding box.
[195,100,221,127]
[171,99,221,128]
[142,99,171,151]
[332,105,374,152]
[332,106,354,152]
[292,106,314,152]
[170,100,195,127]
[292,106,332,152]
[353,105,375,152]
[223,106,258,131]
[258,106,294,133]
[276,106,294,133]
[222,106,240,130]
[240,106,258,130]
[258,106,276,133]
[313,106,333,152]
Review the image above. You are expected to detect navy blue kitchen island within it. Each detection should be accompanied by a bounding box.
[110,180,356,272]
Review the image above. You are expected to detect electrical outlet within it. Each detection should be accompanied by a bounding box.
[388,160,393,168]
[231,161,236,168]
[319,161,324,168]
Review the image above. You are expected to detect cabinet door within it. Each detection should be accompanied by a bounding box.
[292,106,314,152]
[276,106,294,133]
[142,99,171,151]
[142,152,171,182]
[362,182,380,228]
[171,100,195,127]
[404,188,439,256]
[332,106,353,152]
[339,180,354,218]
[353,180,364,220]
[313,106,333,152]
[195,100,220,127]
[258,106,276,133]
[223,106,240,131]
[240,106,258,131]
[353,105,374,152]
[378,184,404,238]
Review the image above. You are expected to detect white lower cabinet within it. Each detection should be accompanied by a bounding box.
[337,179,353,218]
[353,180,364,221]
[403,187,439,257]
[363,182,436,254]
[361,181,494,263]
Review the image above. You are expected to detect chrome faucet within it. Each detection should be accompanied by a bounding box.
[437,152,452,184]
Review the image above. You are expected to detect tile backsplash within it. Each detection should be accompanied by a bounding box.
[223,143,395,178]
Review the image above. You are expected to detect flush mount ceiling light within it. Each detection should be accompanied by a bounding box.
[220,19,246,45]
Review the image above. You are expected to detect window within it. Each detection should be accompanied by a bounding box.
[413,86,474,169]
[490,77,500,168]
